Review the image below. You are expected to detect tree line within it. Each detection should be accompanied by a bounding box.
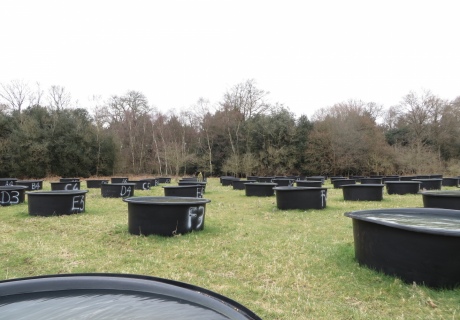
[1,79,459,178]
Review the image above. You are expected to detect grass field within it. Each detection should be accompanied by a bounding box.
[1,178,459,319]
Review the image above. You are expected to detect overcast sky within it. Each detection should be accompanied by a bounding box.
[1,0,459,118]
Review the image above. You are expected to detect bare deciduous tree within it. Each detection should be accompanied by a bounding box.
[0,79,30,113]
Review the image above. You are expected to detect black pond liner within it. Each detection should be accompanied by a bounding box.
[50,181,80,191]
[158,177,172,184]
[59,178,80,182]
[124,196,211,236]
[101,183,136,198]
[385,181,421,195]
[296,180,322,188]
[232,180,256,190]
[163,185,204,198]
[342,184,384,201]
[442,178,459,187]
[360,178,382,184]
[129,180,151,190]
[344,208,460,288]
[332,179,356,189]
[274,186,327,210]
[0,185,28,206]
[14,180,43,191]
[0,178,17,186]
[26,190,88,216]
[421,191,460,210]
[412,178,443,190]
[244,183,277,197]
[85,179,109,188]
[111,177,129,184]
[178,181,207,193]
[0,273,261,320]
[272,178,295,186]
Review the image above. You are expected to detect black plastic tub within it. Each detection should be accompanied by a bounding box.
[257,176,274,183]
[245,182,277,197]
[59,178,80,182]
[274,186,327,210]
[333,179,356,189]
[85,179,109,188]
[232,180,256,190]
[247,175,258,181]
[129,180,151,190]
[421,191,460,210]
[221,177,240,186]
[124,196,211,236]
[272,178,295,186]
[0,178,17,186]
[382,176,400,182]
[360,178,382,184]
[0,185,28,206]
[50,181,80,191]
[0,274,261,320]
[400,176,418,181]
[158,177,172,184]
[344,208,460,288]
[330,176,344,183]
[14,180,43,190]
[413,178,442,190]
[111,177,129,184]
[163,185,204,198]
[27,190,88,216]
[296,180,322,188]
[385,181,421,195]
[144,178,159,187]
[101,183,135,198]
[342,184,384,201]
[442,178,459,187]
[307,176,325,183]
[178,181,207,193]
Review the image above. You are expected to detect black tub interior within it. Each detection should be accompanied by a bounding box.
[0,274,260,320]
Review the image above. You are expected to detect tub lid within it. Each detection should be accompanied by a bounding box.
[0,273,260,320]
[26,190,89,195]
[344,208,460,236]
[123,196,210,205]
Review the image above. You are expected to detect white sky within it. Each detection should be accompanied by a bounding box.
[1,0,459,118]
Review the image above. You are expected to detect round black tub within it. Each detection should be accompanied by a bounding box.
[385,181,421,195]
[158,177,172,184]
[85,179,109,188]
[306,176,325,183]
[101,183,135,198]
[0,185,28,206]
[27,190,88,216]
[382,176,400,182]
[0,274,261,320]
[221,177,239,186]
[14,180,43,191]
[59,178,80,182]
[0,178,17,186]
[178,181,207,192]
[232,180,256,190]
[274,186,327,210]
[342,184,384,201]
[344,208,460,288]
[333,179,356,189]
[421,191,460,210]
[442,178,459,187]
[50,181,80,191]
[245,182,277,197]
[360,178,382,184]
[111,177,129,184]
[124,196,211,236]
[272,178,295,186]
[413,178,442,190]
[129,180,151,190]
[400,176,418,181]
[257,176,274,183]
[296,180,322,188]
[163,185,204,198]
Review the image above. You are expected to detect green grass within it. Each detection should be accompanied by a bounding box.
[1,179,460,319]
